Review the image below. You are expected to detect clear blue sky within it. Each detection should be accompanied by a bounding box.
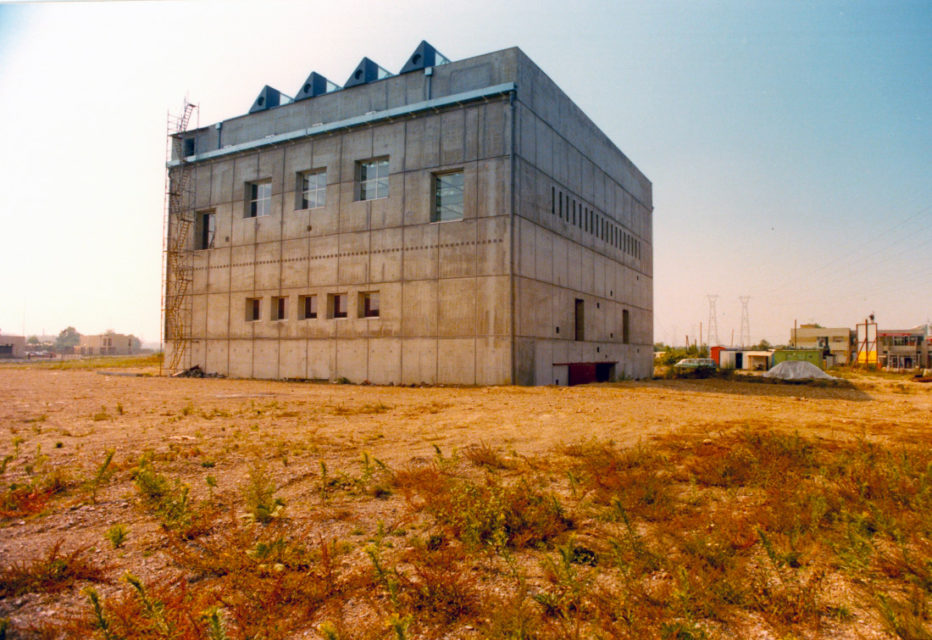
[0,0,929,346]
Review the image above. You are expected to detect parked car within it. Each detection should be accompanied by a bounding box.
[674,358,716,371]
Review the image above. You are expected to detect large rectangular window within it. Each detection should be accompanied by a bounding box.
[299,295,317,320]
[622,309,630,344]
[432,171,464,222]
[196,211,215,250]
[356,158,389,201]
[297,170,326,209]
[246,181,272,217]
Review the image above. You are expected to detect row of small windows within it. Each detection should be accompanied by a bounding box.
[551,187,641,260]
[245,291,380,322]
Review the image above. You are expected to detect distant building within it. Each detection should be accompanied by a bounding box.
[878,325,930,370]
[79,333,140,356]
[0,333,26,359]
[789,324,854,365]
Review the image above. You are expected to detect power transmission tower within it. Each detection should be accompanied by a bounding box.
[738,296,751,348]
[706,294,719,347]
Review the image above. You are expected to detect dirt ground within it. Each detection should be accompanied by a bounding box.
[1,365,930,637]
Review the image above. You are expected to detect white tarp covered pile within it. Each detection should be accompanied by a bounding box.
[764,360,837,381]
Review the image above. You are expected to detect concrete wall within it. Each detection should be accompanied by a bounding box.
[0,334,25,359]
[171,96,514,384]
[510,54,653,383]
[79,333,137,356]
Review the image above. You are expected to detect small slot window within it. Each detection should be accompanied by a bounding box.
[360,291,380,318]
[246,297,261,322]
[299,295,318,319]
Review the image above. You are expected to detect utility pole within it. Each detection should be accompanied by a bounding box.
[738,296,751,348]
[707,294,719,347]
[856,314,878,367]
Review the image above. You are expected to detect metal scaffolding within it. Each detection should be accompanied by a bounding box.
[160,100,198,375]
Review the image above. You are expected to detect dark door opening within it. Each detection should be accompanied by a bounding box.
[735,352,744,369]
[567,362,615,386]
[574,299,584,342]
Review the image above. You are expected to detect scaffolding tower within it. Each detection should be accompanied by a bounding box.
[160,100,198,375]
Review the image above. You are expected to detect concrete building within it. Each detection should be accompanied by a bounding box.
[164,42,653,385]
[878,325,930,370]
[0,333,26,359]
[79,332,140,356]
[789,324,854,365]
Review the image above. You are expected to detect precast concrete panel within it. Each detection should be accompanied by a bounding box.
[368,338,402,384]
[252,339,279,379]
[403,116,441,172]
[337,231,370,285]
[279,340,307,379]
[335,339,367,382]
[476,275,510,336]
[206,293,230,339]
[401,280,438,338]
[440,110,466,166]
[438,338,476,384]
[438,219,478,278]
[340,188,369,234]
[534,224,553,283]
[402,224,439,281]
[437,277,477,338]
[476,216,509,276]
[255,242,284,290]
[228,340,253,378]
[370,227,403,283]
[402,338,437,384]
[477,157,509,218]
[305,340,331,379]
[205,340,229,376]
[476,336,511,385]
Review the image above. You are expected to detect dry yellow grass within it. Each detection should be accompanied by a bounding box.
[0,365,929,638]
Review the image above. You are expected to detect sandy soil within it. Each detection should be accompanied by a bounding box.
[1,366,930,636]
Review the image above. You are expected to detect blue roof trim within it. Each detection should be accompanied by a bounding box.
[169,82,516,167]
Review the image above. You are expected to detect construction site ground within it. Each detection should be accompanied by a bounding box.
[0,362,930,639]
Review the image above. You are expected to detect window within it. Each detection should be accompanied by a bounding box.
[622,309,630,344]
[360,291,380,317]
[271,296,286,321]
[299,295,318,319]
[196,211,215,250]
[246,180,272,217]
[330,293,348,319]
[432,171,464,222]
[246,298,261,322]
[297,170,326,209]
[574,299,585,342]
[356,158,389,201]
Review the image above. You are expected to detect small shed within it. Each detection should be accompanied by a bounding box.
[744,351,772,371]
[772,349,822,369]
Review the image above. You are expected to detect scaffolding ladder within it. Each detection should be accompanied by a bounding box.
[160,101,198,375]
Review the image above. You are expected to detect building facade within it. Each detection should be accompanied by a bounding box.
[0,333,26,359]
[165,43,653,385]
[878,326,930,370]
[789,324,854,365]
[79,333,140,356]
